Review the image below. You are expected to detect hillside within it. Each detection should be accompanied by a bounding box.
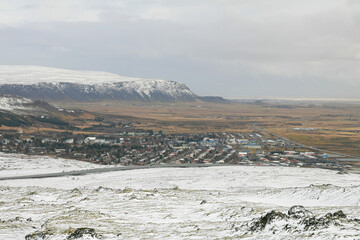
[0,95,57,115]
[1,162,359,239]
[0,95,75,127]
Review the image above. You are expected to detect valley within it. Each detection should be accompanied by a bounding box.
[0,66,358,169]
[0,68,358,240]
[64,100,360,158]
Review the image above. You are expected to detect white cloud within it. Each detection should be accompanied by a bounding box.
[51,45,70,53]
[0,0,101,26]
[140,6,180,21]
[0,0,359,97]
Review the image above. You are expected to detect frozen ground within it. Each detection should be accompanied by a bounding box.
[0,152,108,178]
[0,154,360,239]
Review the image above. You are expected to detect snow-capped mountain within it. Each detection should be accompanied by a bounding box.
[0,65,197,102]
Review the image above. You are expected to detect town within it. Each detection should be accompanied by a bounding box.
[0,126,347,171]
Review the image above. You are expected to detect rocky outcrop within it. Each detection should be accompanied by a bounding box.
[67,228,100,239]
[25,230,53,240]
[250,210,288,231]
[288,205,314,219]
[248,206,354,233]
[25,228,100,240]
[301,210,347,231]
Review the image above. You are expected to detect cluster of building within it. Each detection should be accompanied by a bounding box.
[0,130,345,170]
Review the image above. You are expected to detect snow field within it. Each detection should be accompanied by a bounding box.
[0,154,360,239]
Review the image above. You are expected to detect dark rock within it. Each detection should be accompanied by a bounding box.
[333,210,346,219]
[324,213,333,218]
[301,211,346,231]
[7,216,25,222]
[288,205,314,219]
[283,224,293,231]
[25,230,53,240]
[247,208,350,233]
[250,210,288,231]
[67,228,99,239]
[200,200,207,205]
[301,216,334,231]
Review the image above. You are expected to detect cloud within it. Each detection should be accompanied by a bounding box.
[0,1,101,26]
[0,0,359,97]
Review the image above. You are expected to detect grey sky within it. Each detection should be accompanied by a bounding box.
[0,0,359,98]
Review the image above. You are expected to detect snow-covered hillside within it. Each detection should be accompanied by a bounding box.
[0,65,196,102]
[0,95,56,116]
[0,95,33,111]
[0,155,359,239]
[0,152,108,178]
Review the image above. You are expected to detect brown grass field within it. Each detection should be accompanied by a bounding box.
[54,100,360,157]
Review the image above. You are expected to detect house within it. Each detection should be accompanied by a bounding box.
[65,139,74,144]
[84,137,96,144]
[94,139,106,144]
[238,152,248,157]
[55,149,66,154]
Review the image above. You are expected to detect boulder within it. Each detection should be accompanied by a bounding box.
[288,205,314,219]
[250,210,288,231]
[25,230,53,240]
[67,228,99,239]
[333,210,346,219]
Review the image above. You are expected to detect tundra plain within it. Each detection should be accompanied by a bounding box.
[62,100,360,157]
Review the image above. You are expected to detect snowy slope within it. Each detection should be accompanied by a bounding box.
[0,94,57,116]
[0,95,33,111]
[0,152,109,178]
[0,65,196,102]
[0,157,360,239]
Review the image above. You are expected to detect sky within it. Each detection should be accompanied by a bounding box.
[0,0,359,98]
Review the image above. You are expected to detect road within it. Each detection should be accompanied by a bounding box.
[0,163,232,181]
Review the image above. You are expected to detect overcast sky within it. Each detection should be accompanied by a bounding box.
[0,0,359,98]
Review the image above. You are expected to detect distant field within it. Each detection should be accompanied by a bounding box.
[55,100,360,157]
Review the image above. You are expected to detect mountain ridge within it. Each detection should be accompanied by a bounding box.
[0,65,198,102]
